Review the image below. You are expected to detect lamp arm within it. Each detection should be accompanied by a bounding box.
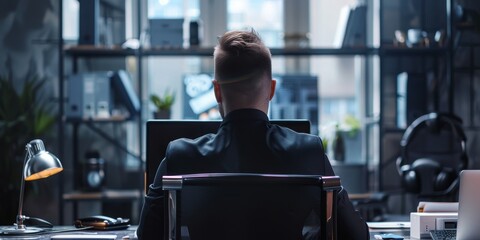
[15,145,31,230]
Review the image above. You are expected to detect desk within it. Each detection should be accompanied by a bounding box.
[0,226,410,240]
[0,226,137,240]
[1,224,410,240]
[368,222,410,239]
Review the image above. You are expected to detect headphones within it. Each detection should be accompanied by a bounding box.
[396,112,468,195]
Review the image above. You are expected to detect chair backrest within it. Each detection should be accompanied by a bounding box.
[396,112,468,198]
[162,173,341,240]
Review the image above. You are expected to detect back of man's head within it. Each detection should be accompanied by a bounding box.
[214,30,272,107]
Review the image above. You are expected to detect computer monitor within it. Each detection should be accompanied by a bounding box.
[145,120,311,187]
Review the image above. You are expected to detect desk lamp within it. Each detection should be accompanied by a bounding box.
[1,139,63,235]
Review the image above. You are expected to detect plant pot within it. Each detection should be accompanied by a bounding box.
[154,110,171,119]
[332,131,345,162]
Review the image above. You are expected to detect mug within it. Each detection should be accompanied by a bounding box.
[407,29,428,47]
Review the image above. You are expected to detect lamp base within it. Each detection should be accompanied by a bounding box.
[0,226,45,235]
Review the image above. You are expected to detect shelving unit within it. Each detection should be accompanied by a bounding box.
[373,0,480,215]
[370,7,454,194]
[60,3,447,198]
[58,0,144,224]
[60,49,144,223]
[56,0,476,223]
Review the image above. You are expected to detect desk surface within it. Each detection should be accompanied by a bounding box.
[368,222,411,240]
[1,224,410,240]
[0,226,137,240]
[370,229,411,239]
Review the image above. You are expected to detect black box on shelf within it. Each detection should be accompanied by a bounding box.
[78,0,100,45]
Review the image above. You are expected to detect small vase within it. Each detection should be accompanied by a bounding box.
[154,110,171,119]
[332,131,345,162]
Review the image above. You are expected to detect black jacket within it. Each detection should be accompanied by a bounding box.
[137,109,369,239]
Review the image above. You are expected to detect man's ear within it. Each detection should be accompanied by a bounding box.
[269,79,276,100]
[213,80,222,103]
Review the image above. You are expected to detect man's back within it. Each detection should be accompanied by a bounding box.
[138,109,368,239]
[163,109,327,239]
[165,109,329,176]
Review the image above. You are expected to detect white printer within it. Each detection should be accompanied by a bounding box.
[410,202,458,239]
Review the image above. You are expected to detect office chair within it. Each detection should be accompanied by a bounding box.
[162,173,342,240]
[396,112,468,200]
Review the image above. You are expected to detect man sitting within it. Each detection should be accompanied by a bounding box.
[137,29,369,240]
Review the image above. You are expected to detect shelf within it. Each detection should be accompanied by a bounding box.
[65,116,132,123]
[65,45,451,58]
[145,47,377,56]
[269,47,376,56]
[63,189,141,201]
[143,47,213,56]
[64,45,138,57]
[377,47,448,56]
[65,45,381,57]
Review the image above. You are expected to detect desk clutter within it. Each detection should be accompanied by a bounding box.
[410,202,458,239]
[74,215,130,230]
[0,215,131,238]
[367,201,459,239]
[369,170,480,240]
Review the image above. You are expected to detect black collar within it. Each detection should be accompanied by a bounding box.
[221,109,269,127]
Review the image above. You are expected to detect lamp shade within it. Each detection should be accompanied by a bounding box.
[23,139,63,181]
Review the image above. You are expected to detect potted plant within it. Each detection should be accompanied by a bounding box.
[332,115,362,162]
[150,90,175,119]
[0,76,55,224]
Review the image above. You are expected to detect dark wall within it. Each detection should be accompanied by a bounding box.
[0,0,138,225]
[453,1,480,170]
[0,0,61,224]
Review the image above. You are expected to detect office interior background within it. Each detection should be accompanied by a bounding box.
[1,0,479,225]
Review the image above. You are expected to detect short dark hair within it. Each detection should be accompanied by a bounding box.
[214,29,272,89]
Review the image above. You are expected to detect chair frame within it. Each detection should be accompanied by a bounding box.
[162,173,341,240]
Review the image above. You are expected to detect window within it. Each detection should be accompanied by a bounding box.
[227,0,283,47]
[148,0,199,19]
[63,0,79,42]
[144,0,371,164]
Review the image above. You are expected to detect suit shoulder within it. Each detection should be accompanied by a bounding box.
[268,124,324,151]
[271,124,321,141]
[168,133,215,151]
